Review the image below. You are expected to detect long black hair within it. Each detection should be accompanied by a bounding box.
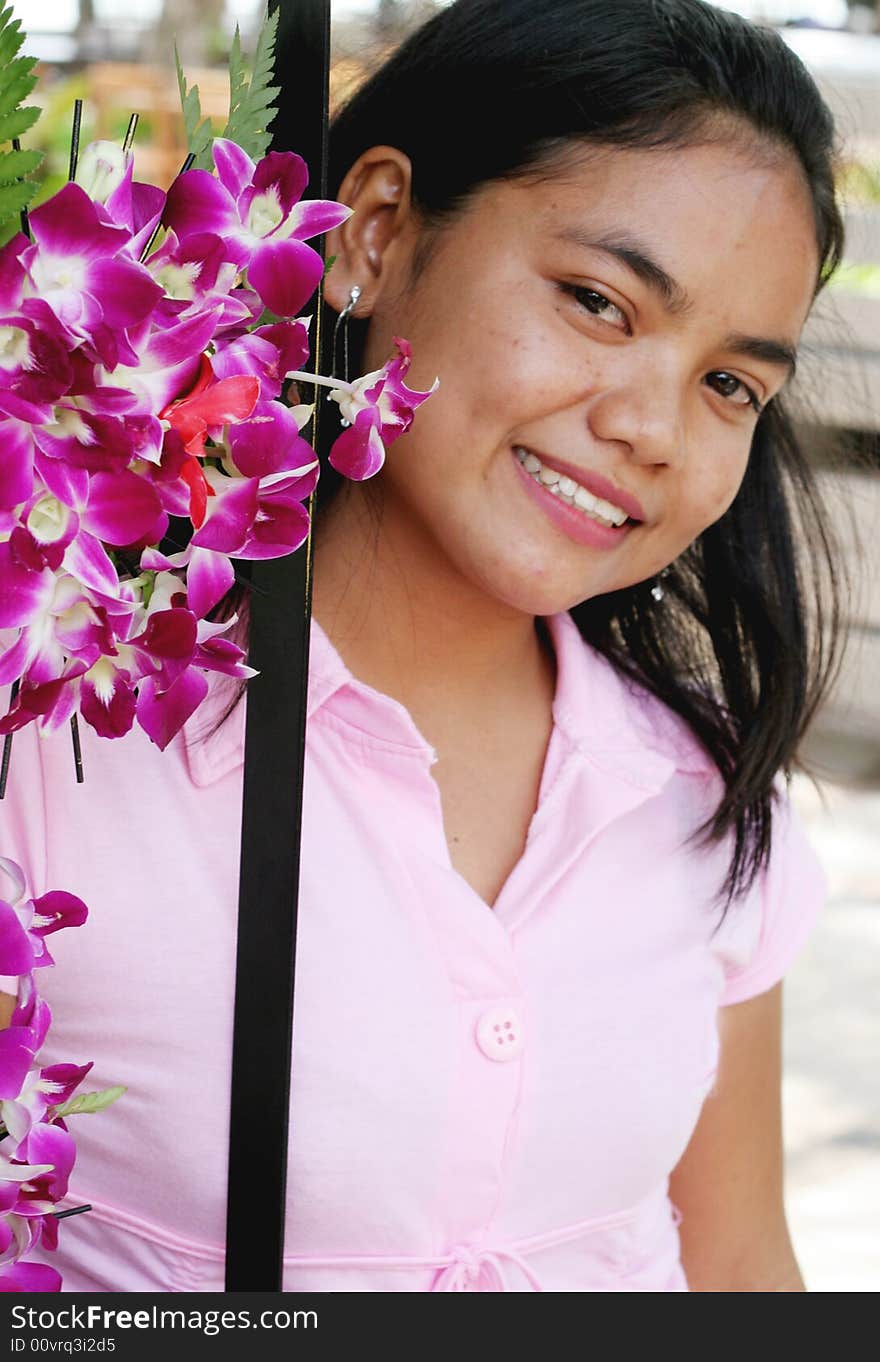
[307,0,850,911]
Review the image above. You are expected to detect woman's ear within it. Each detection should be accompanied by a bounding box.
[323,145,414,317]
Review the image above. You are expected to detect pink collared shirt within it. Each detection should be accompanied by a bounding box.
[2,611,826,1291]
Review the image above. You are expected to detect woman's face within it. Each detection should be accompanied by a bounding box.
[354,139,820,615]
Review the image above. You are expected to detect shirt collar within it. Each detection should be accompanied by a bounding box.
[181,611,714,788]
[181,615,347,788]
[543,611,714,784]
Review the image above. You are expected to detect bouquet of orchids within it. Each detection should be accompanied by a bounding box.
[0,3,437,1289]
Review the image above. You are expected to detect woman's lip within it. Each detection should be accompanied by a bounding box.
[511,450,637,550]
[514,445,646,523]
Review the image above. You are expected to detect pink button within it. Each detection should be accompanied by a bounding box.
[475,1006,524,1061]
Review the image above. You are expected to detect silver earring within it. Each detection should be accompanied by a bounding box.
[650,567,671,602]
[332,283,362,386]
[330,284,362,428]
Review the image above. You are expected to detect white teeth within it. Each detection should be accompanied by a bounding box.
[513,447,629,527]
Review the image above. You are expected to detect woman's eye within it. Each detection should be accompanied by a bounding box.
[704,370,764,414]
[561,284,629,333]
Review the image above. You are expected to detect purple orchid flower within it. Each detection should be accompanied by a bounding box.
[103,175,166,264]
[10,1123,76,1218]
[0,534,57,632]
[0,1154,57,1213]
[146,229,248,331]
[0,233,27,312]
[126,579,254,748]
[0,1203,61,1291]
[0,859,88,977]
[23,590,154,742]
[0,313,72,408]
[163,140,352,317]
[73,140,132,206]
[0,534,143,737]
[288,337,440,480]
[223,397,317,481]
[0,1256,62,1292]
[140,544,235,621]
[0,459,165,640]
[34,406,137,477]
[0,389,53,513]
[133,630,255,748]
[211,319,311,402]
[132,428,193,517]
[0,566,115,697]
[191,462,318,560]
[21,183,163,369]
[0,1062,93,1153]
[0,1026,38,1110]
[8,981,51,1055]
[0,857,90,1163]
[78,659,138,740]
[93,306,225,422]
[76,139,166,261]
[51,591,198,745]
[49,464,168,553]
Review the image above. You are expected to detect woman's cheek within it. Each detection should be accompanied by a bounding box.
[689,470,748,531]
[497,314,573,386]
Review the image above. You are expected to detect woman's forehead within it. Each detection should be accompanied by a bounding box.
[507,138,811,229]
[457,142,820,330]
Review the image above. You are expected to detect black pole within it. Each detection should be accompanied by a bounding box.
[225,0,331,1292]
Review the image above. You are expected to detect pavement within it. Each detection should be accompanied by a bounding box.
[783,770,880,1292]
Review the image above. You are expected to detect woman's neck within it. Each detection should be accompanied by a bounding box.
[311,482,557,726]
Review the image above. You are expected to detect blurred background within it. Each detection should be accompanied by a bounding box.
[8,0,880,1291]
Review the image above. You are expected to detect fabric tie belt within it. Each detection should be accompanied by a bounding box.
[59,1188,682,1292]
[283,1200,676,1291]
[430,1242,544,1291]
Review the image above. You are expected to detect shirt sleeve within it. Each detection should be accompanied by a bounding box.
[718,779,828,1007]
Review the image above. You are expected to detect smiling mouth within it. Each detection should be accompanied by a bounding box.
[512,446,638,528]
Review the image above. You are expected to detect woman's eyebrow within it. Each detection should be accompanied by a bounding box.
[721,332,798,378]
[552,226,691,313]
[553,226,798,375]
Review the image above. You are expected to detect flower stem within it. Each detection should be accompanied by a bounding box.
[122,113,139,156]
[140,153,195,263]
[286,370,351,394]
[68,99,83,182]
[70,714,84,785]
[11,140,30,238]
[52,1204,92,1221]
[0,680,20,800]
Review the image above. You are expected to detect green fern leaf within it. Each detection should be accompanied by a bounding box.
[0,178,35,224]
[2,72,38,116]
[175,42,213,170]
[221,9,280,163]
[226,23,247,127]
[191,120,214,169]
[0,55,38,110]
[0,145,41,185]
[0,103,40,145]
[175,42,201,141]
[0,4,27,68]
[51,1086,127,1120]
[0,5,42,237]
[250,11,280,95]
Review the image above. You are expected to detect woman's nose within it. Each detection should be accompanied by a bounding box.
[586,375,685,469]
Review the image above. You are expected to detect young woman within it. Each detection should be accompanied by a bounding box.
[3,0,847,1291]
